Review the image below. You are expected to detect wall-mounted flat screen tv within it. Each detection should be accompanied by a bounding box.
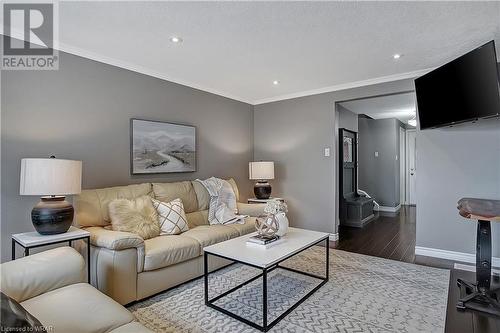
[415,40,500,130]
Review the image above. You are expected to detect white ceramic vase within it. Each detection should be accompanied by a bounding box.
[274,212,289,237]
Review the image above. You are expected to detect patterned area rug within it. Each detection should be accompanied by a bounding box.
[129,248,450,332]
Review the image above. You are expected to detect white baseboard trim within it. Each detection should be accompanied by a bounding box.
[374,204,401,213]
[329,233,339,242]
[453,263,500,275]
[415,246,500,268]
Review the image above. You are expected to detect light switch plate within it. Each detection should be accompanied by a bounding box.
[375,151,379,157]
[324,147,330,157]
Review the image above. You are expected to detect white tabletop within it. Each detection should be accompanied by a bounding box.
[203,227,329,268]
[12,226,90,247]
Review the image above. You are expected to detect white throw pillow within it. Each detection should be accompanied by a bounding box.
[152,198,189,235]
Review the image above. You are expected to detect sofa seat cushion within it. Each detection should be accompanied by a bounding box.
[182,225,239,248]
[21,283,134,333]
[227,217,257,236]
[143,235,200,271]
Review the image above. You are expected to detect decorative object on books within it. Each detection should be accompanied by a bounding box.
[19,157,82,235]
[274,212,289,237]
[264,199,289,236]
[131,118,196,174]
[255,214,279,237]
[249,161,274,199]
[108,196,160,240]
[152,198,189,235]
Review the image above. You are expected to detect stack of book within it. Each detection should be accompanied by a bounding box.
[246,234,282,248]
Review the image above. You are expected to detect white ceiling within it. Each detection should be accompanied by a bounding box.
[340,92,416,124]
[9,2,500,104]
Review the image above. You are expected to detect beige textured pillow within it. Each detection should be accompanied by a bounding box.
[108,196,160,240]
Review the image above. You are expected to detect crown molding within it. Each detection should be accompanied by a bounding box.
[2,30,433,106]
[253,68,433,105]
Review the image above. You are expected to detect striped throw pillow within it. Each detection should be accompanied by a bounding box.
[152,198,189,235]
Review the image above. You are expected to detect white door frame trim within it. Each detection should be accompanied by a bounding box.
[399,127,406,205]
[405,129,416,205]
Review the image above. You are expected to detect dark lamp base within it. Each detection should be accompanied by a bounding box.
[254,181,272,199]
[31,196,74,235]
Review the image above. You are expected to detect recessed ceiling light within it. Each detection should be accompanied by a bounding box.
[273,80,279,85]
[170,36,182,43]
[393,54,402,59]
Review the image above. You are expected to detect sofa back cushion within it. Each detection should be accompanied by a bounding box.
[192,181,210,211]
[185,210,209,228]
[227,178,240,202]
[152,181,198,213]
[75,183,152,227]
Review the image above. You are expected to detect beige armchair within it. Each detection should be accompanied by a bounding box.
[0,247,152,333]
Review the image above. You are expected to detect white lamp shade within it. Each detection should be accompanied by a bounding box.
[20,158,82,196]
[249,161,275,180]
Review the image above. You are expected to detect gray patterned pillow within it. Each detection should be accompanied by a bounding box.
[1,292,46,331]
[152,198,189,235]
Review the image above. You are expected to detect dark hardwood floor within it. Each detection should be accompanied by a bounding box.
[335,205,416,262]
[331,206,500,333]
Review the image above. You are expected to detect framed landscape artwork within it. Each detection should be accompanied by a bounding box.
[130,119,196,174]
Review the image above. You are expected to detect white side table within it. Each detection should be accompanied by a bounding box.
[12,226,91,282]
[248,197,284,204]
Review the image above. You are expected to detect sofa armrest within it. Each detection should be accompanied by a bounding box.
[237,202,266,217]
[86,227,144,250]
[0,247,85,303]
[85,227,144,304]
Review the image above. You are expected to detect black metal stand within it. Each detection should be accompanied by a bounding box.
[204,237,329,332]
[457,220,500,316]
[12,236,91,283]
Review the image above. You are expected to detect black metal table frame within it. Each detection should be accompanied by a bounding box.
[12,236,91,283]
[204,236,329,332]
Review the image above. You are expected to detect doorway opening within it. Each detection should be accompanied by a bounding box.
[335,91,418,262]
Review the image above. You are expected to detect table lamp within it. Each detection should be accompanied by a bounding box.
[20,157,82,235]
[249,161,274,199]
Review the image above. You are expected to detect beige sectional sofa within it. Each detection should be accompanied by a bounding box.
[75,179,264,305]
[0,247,153,333]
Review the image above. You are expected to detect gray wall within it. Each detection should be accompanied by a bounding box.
[337,105,358,132]
[358,117,401,207]
[1,49,254,262]
[416,120,500,257]
[254,79,415,235]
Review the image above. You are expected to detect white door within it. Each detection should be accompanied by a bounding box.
[406,130,417,205]
[399,127,406,204]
